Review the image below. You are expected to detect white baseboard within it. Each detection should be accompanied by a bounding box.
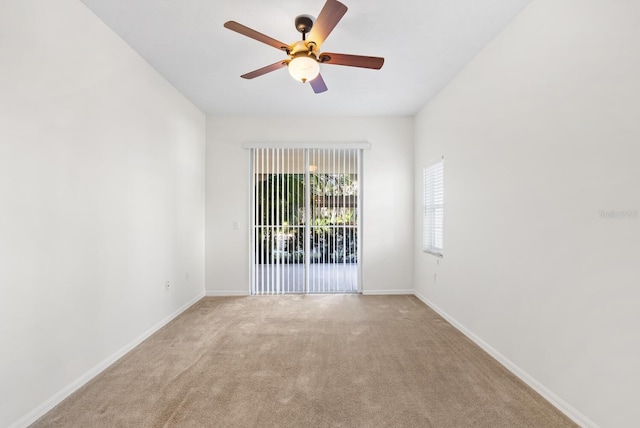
[412,291,597,428]
[10,292,205,428]
[362,289,414,295]
[205,290,251,296]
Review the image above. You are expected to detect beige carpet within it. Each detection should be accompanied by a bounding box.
[32,295,576,427]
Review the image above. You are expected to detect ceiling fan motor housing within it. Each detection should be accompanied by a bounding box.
[290,40,318,58]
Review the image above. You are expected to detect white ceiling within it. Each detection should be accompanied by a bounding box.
[79,0,531,117]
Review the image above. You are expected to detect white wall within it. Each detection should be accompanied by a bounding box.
[413,0,640,426]
[206,116,413,295]
[0,1,206,426]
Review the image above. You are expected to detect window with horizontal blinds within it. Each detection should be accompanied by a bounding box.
[423,159,444,256]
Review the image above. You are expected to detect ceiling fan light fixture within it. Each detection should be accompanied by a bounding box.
[288,54,320,83]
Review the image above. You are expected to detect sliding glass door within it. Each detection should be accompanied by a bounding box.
[251,147,361,294]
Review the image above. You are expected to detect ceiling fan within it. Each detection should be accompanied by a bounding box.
[223,0,384,94]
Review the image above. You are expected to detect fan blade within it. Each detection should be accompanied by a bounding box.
[310,74,328,93]
[241,61,287,79]
[224,21,289,51]
[320,53,384,69]
[307,0,348,48]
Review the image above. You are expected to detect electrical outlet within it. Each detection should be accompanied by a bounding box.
[165,281,171,292]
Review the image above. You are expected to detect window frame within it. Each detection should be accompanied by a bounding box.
[422,158,444,257]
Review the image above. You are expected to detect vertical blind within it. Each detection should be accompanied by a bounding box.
[251,147,361,294]
[423,159,444,256]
